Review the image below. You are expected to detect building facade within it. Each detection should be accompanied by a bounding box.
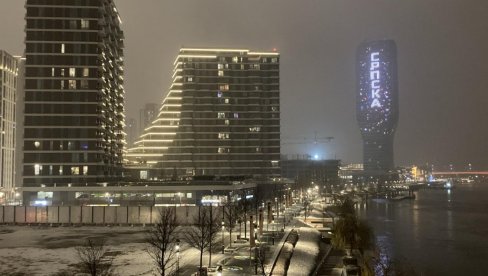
[281,155,340,189]
[139,103,159,135]
[127,48,280,179]
[356,40,399,176]
[0,51,19,203]
[23,0,125,191]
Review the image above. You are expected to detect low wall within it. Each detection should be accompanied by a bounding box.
[0,206,222,225]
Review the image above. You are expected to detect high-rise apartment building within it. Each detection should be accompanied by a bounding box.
[127,48,280,179]
[139,103,159,134]
[0,51,19,203]
[356,40,399,176]
[23,0,125,190]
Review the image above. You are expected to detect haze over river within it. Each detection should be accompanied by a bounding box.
[358,181,488,275]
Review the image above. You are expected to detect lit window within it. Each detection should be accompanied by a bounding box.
[81,19,90,29]
[69,68,76,77]
[218,147,229,154]
[34,141,41,148]
[51,68,55,77]
[83,166,88,175]
[217,112,225,119]
[60,68,65,76]
[224,120,230,125]
[232,56,239,63]
[218,133,229,140]
[256,147,261,152]
[249,126,261,132]
[224,98,229,104]
[218,64,224,69]
[234,113,239,119]
[68,80,77,90]
[187,77,193,82]
[82,68,89,77]
[60,80,65,90]
[217,91,222,98]
[272,106,278,112]
[271,57,278,63]
[271,160,279,167]
[34,164,41,176]
[219,84,229,91]
[140,170,148,179]
[251,64,260,70]
[71,166,80,175]
[59,166,63,175]
[61,43,65,54]
[218,70,224,77]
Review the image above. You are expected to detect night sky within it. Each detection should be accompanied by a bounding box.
[1,0,487,170]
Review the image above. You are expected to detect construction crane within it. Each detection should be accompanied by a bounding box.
[282,132,335,160]
[282,131,334,145]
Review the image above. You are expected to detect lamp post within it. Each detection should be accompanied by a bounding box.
[221,221,225,254]
[175,239,180,276]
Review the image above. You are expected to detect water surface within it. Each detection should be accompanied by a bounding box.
[358,182,488,275]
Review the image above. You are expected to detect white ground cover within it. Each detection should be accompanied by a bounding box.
[0,226,154,275]
[287,227,320,276]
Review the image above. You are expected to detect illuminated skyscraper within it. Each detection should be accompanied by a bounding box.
[127,48,281,179]
[0,51,19,203]
[23,0,125,190]
[356,40,399,175]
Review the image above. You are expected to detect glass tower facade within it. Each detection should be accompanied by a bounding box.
[127,48,280,179]
[23,0,125,187]
[0,51,19,202]
[356,40,399,175]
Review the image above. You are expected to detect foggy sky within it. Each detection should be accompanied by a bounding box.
[1,0,488,170]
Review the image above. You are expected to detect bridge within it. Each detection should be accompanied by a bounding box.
[431,171,488,176]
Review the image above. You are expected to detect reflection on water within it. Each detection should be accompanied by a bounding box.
[359,182,488,275]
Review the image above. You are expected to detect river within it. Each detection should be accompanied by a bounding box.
[358,181,488,275]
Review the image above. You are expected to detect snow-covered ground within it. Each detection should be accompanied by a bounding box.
[0,226,155,275]
[287,227,321,276]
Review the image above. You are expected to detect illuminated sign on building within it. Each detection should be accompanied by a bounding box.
[370,52,381,108]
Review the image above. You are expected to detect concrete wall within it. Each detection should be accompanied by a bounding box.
[0,206,224,225]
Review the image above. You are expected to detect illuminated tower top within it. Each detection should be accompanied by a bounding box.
[357,40,399,136]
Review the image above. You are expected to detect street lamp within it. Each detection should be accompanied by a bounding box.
[221,221,225,254]
[175,239,180,276]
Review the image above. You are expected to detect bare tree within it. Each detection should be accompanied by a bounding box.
[146,207,180,276]
[76,238,114,276]
[184,206,219,273]
[255,242,268,275]
[303,200,310,222]
[223,202,238,248]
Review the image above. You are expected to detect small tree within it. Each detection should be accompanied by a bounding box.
[184,206,219,273]
[76,238,114,276]
[303,200,310,222]
[146,207,180,276]
[223,202,238,248]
